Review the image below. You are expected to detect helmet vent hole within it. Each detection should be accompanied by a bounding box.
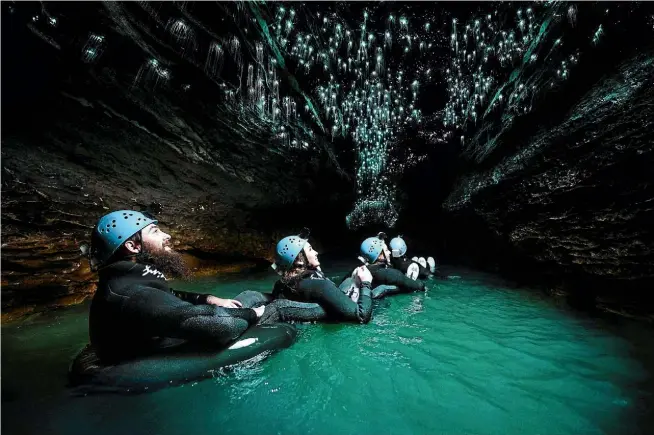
[112,224,116,227]
[124,216,129,219]
[112,220,116,223]
[136,222,140,225]
[118,236,122,239]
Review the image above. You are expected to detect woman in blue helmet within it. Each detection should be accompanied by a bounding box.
[388,236,434,280]
[340,233,425,297]
[68,210,296,394]
[268,228,374,324]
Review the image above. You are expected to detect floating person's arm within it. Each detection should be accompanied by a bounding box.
[297,273,372,324]
[233,290,274,307]
[266,299,329,323]
[121,283,259,347]
[170,288,245,308]
[169,288,211,305]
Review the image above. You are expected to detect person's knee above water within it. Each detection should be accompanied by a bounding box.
[86,210,266,363]
[270,228,373,324]
[344,232,425,296]
[388,236,434,279]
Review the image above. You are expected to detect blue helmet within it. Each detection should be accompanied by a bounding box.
[90,210,157,267]
[273,234,308,271]
[360,237,385,264]
[389,236,407,257]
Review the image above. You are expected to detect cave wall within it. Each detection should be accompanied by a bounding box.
[390,5,654,318]
[438,52,654,317]
[0,3,355,318]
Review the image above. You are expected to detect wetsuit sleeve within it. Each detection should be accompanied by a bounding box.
[296,278,372,324]
[169,288,210,305]
[265,299,328,323]
[234,290,274,308]
[119,284,257,346]
[371,267,425,293]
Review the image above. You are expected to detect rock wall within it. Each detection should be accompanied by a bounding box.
[438,52,654,318]
[1,3,353,319]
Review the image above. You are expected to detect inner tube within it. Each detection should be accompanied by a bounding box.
[372,284,401,299]
[68,322,297,395]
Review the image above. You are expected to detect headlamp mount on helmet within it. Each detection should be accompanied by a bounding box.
[299,227,311,240]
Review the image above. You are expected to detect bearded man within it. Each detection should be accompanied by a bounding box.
[86,210,265,364]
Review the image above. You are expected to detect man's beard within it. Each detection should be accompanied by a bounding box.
[135,249,192,280]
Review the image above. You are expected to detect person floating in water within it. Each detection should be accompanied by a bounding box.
[388,236,435,279]
[85,210,268,364]
[340,232,426,298]
[389,236,452,279]
[270,228,374,324]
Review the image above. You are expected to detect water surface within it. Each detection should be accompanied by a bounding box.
[2,264,653,435]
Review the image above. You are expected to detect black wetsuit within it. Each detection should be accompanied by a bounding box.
[390,257,431,279]
[340,263,425,298]
[271,269,373,324]
[89,261,259,363]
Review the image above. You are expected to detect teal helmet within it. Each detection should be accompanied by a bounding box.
[90,210,157,268]
[360,236,385,263]
[389,236,407,257]
[272,228,310,271]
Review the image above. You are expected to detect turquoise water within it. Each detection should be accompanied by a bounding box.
[2,264,653,435]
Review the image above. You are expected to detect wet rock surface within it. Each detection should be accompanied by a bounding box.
[1,2,353,318]
[438,54,654,318]
[2,2,654,322]
[392,4,654,319]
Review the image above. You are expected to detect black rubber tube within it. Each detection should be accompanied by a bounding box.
[68,322,297,396]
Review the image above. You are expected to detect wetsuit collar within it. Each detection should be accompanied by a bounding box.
[99,261,168,282]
